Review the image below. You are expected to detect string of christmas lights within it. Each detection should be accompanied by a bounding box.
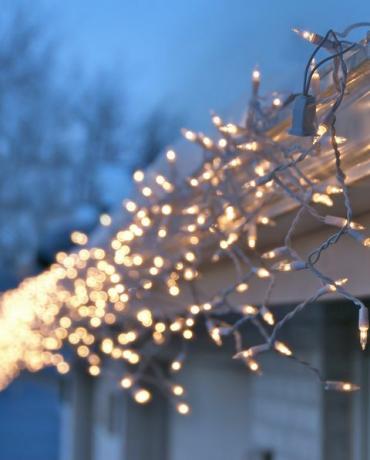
[0,24,369,414]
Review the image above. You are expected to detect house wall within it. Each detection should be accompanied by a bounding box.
[0,372,61,460]
[352,343,370,460]
[248,356,323,460]
[59,301,370,460]
[165,308,324,460]
[166,350,323,460]
[321,303,357,460]
[166,303,367,460]
[91,372,126,460]
[60,363,131,460]
[59,368,93,460]
[168,351,252,460]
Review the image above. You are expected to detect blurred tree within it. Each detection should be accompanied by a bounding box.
[0,7,58,277]
[135,108,182,170]
[0,5,181,281]
[75,75,127,207]
[0,7,128,278]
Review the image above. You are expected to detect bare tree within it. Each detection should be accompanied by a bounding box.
[74,74,126,207]
[135,108,182,170]
[0,5,181,281]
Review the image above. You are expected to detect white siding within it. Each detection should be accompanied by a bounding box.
[168,352,252,460]
[249,355,322,460]
[92,374,126,460]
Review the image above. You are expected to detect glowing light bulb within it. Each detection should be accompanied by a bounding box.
[71,231,88,246]
[363,238,370,247]
[89,365,101,376]
[211,113,223,127]
[360,329,368,351]
[261,306,275,325]
[310,58,320,95]
[246,358,260,372]
[261,249,278,259]
[292,28,316,43]
[184,268,196,280]
[128,351,141,365]
[252,68,260,82]
[154,322,166,334]
[154,256,164,268]
[166,149,176,162]
[316,124,328,137]
[236,283,248,293]
[137,309,153,327]
[189,305,200,315]
[101,338,114,354]
[133,170,144,182]
[125,200,137,213]
[359,306,369,350]
[327,185,342,195]
[274,260,306,272]
[132,254,143,266]
[176,402,190,415]
[312,193,333,207]
[171,360,182,372]
[57,362,70,374]
[161,204,172,215]
[100,214,112,226]
[246,223,257,249]
[260,217,274,227]
[163,181,174,192]
[225,206,236,220]
[219,123,239,135]
[183,329,193,340]
[201,135,213,149]
[169,285,180,296]
[324,381,360,392]
[158,227,167,238]
[134,388,152,404]
[324,215,364,230]
[185,251,196,262]
[274,341,292,356]
[237,141,258,151]
[327,277,348,293]
[121,376,134,389]
[220,240,228,250]
[256,268,270,278]
[241,305,258,316]
[182,129,197,141]
[209,327,222,346]
[156,174,165,185]
[190,236,199,245]
[172,384,184,396]
[218,138,228,148]
[334,136,347,145]
[142,187,152,197]
[233,348,254,360]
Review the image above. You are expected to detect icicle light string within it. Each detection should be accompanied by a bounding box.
[0,24,369,412]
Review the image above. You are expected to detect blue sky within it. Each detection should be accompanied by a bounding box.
[13,0,370,129]
[0,0,368,187]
